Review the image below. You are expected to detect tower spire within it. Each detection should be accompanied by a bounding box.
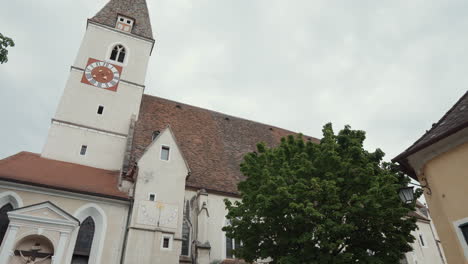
[90,0,153,40]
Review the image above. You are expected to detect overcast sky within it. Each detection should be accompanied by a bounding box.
[0,0,466,162]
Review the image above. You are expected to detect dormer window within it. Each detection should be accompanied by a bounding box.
[116,15,134,33]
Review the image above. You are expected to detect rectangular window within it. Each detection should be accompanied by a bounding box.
[161,146,170,161]
[148,193,156,201]
[419,234,425,247]
[97,105,104,115]
[460,224,468,245]
[161,234,173,250]
[80,145,87,155]
[163,237,170,248]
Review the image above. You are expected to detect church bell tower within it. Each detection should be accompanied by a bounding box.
[41,0,154,170]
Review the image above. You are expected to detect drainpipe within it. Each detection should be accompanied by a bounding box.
[120,197,134,264]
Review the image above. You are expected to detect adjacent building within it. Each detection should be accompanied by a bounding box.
[394,91,468,264]
[401,201,446,264]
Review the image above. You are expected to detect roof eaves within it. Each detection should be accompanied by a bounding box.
[393,91,468,163]
[0,176,130,202]
[392,121,468,163]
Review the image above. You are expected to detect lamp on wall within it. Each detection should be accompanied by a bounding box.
[398,186,415,204]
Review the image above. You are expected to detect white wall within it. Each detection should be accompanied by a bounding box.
[54,69,143,135]
[0,187,129,264]
[124,128,189,264]
[184,190,240,262]
[404,220,445,264]
[42,21,152,170]
[74,23,153,84]
[41,122,126,170]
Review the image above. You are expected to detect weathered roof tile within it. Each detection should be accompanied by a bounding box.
[132,95,319,196]
[0,152,128,200]
[90,0,153,40]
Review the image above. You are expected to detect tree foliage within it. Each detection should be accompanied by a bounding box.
[224,123,421,264]
[0,33,15,64]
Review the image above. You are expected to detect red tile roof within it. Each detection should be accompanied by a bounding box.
[132,95,319,196]
[90,0,153,40]
[0,152,128,200]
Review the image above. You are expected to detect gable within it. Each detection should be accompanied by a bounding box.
[9,202,79,225]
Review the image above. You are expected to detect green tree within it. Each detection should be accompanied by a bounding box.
[224,123,420,264]
[0,33,15,64]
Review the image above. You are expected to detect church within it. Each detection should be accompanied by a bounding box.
[0,0,448,263]
[0,0,319,263]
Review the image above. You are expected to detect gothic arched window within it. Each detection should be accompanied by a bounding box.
[181,219,190,256]
[71,216,95,264]
[110,44,126,63]
[181,200,191,256]
[224,219,241,259]
[0,203,13,246]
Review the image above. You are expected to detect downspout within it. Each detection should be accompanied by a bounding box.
[120,197,134,264]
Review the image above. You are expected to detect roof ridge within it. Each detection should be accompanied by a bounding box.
[0,151,37,164]
[142,94,319,141]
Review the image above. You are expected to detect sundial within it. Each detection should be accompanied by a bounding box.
[137,200,178,229]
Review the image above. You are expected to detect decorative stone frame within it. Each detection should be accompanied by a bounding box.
[160,233,173,251]
[106,42,130,66]
[453,217,468,260]
[64,203,107,264]
[0,202,79,264]
[0,191,23,209]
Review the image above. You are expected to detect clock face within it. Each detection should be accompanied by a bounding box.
[81,58,122,91]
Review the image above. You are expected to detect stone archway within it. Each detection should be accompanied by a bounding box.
[12,235,54,264]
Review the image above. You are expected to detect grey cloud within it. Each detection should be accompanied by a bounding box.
[1,0,466,161]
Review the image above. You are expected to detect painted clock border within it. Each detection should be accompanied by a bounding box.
[81,58,123,92]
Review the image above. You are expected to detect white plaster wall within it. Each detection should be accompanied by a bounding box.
[133,128,189,236]
[74,23,153,84]
[41,123,126,170]
[404,220,445,264]
[0,187,129,264]
[184,190,240,262]
[54,69,143,135]
[124,128,189,264]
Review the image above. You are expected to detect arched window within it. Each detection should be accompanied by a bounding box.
[224,219,241,259]
[0,203,13,245]
[181,200,191,256]
[181,219,190,256]
[110,45,126,63]
[71,216,95,264]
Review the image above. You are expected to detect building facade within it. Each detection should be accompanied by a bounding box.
[401,202,447,264]
[0,0,452,263]
[394,91,468,264]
